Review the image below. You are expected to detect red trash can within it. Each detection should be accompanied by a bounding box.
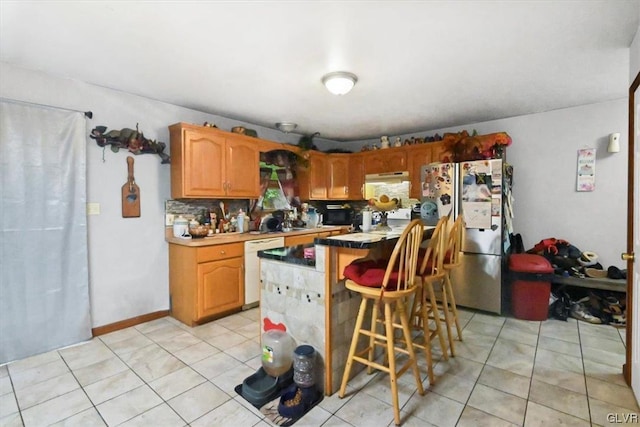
[509,254,554,321]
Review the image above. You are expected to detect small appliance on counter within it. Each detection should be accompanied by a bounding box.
[323,205,354,226]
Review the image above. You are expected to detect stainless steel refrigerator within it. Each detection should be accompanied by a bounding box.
[420,159,511,314]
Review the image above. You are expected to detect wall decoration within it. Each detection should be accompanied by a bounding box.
[90,124,170,163]
[576,148,596,192]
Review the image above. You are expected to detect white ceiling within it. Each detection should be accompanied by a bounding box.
[1,1,638,141]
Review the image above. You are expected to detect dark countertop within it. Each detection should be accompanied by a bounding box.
[315,227,435,249]
[257,226,436,267]
[258,244,316,267]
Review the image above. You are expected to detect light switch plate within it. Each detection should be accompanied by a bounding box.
[87,202,100,215]
[166,214,175,226]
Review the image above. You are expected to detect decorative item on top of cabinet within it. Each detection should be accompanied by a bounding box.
[169,123,260,199]
[90,124,170,163]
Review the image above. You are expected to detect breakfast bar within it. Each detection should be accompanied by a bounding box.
[258,228,434,395]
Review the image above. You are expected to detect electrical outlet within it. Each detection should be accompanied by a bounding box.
[166,214,175,226]
[87,203,100,215]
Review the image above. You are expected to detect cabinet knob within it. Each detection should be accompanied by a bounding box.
[220,250,226,254]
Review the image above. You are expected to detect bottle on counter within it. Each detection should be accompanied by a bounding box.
[237,209,245,233]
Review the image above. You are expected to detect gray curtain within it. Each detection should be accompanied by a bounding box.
[0,101,91,364]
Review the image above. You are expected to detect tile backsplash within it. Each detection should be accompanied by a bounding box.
[165,199,249,225]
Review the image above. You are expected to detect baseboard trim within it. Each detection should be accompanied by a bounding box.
[92,310,169,337]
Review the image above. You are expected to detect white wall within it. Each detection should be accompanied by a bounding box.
[0,60,630,328]
[0,62,325,328]
[343,101,628,269]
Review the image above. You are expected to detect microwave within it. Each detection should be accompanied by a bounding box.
[323,206,355,226]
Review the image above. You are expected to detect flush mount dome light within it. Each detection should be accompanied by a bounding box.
[322,71,357,95]
[276,122,297,133]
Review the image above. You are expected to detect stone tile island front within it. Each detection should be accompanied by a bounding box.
[257,230,432,395]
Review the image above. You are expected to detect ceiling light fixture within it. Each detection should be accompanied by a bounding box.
[322,71,358,95]
[276,122,297,133]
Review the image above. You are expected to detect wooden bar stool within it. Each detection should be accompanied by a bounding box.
[411,215,449,367]
[339,220,425,426]
[441,214,465,356]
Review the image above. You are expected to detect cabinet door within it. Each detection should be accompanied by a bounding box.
[296,151,328,200]
[363,151,387,174]
[431,142,447,163]
[197,257,244,319]
[363,149,407,174]
[407,145,432,199]
[178,129,226,197]
[225,137,260,197]
[383,150,407,172]
[348,154,365,200]
[327,155,349,199]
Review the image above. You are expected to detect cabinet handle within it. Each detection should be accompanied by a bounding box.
[220,250,226,254]
[344,186,348,195]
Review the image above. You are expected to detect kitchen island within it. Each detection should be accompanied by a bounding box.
[166,226,346,326]
[258,228,434,395]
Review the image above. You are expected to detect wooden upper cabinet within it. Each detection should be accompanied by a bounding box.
[225,138,260,198]
[348,154,365,200]
[407,144,433,199]
[297,151,328,200]
[430,141,447,163]
[170,126,225,198]
[327,155,349,199]
[169,123,260,198]
[363,148,407,175]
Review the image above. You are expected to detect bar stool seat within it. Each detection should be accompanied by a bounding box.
[339,220,425,426]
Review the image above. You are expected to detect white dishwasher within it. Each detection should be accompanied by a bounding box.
[243,236,285,309]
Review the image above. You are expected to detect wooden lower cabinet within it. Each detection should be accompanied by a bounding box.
[197,257,244,319]
[284,233,317,246]
[169,242,244,326]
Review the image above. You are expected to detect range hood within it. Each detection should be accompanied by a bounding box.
[364,171,410,206]
[364,171,409,184]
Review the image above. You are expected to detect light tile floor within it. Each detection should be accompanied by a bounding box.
[0,307,636,426]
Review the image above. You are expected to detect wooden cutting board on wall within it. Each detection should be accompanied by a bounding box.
[122,156,140,217]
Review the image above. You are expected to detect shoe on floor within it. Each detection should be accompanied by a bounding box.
[570,302,602,324]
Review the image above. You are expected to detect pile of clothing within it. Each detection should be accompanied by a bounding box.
[527,238,627,279]
[549,290,626,327]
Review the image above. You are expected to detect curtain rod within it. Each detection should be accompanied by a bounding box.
[0,97,93,118]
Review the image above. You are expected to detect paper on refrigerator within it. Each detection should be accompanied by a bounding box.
[461,160,492,229]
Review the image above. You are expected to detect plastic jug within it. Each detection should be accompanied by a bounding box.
[262,329,295,377]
